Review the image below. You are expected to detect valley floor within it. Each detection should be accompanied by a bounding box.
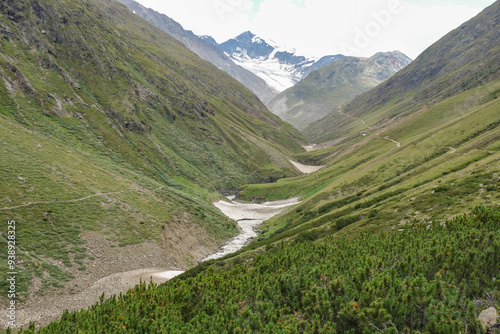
[1,268,184,328]
[203,198,299,261]
[1,197,301,329]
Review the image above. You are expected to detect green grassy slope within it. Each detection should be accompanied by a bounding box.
[302,1,500,143]
[240,78,500,244]
[0,0,303,299]
[6,2,500,332]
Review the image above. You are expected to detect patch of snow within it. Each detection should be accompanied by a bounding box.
[289,160,324,174]
[202,219,262,261]
[303,144,316,152]
[231,56,299,91]
[152,270,185,280]
[213,198,299,221]
[203,198,300,261]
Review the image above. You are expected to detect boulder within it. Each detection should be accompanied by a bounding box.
[479,307,498,329]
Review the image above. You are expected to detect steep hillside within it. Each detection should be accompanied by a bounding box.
[268,51,411,129]
[303,1,500,143]
[115,0,279,104]
[0,0,304,311]
[243,79,500,238]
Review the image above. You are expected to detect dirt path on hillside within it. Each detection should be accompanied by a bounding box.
[338,107,370,130]
[0,185,165,211]
[447,147,457,154]
[383,136,401,148]
[0,191,126,211]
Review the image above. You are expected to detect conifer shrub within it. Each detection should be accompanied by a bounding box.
[19,206,499,333]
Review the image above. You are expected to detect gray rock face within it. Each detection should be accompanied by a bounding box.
[301,55,345,78]
[219,31,275,60]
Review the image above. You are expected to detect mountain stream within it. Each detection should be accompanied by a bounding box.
[202,197,300,261]
[6,159,323,328]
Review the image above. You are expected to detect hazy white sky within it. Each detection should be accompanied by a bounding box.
[135,0,495,59]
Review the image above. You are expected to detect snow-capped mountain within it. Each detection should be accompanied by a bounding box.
[219,31,341,92]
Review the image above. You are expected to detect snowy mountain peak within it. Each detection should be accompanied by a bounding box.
[252,35,264,44]
[199,35,218,47]
[218,32,327,92]
[238,30,256,40]
[220,31,275,61]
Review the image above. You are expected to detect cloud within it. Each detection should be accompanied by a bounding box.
[136,0,492,59]
[249,0,487,58]
[386,2,485,58]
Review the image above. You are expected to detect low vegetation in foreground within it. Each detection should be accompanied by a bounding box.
[18,206,499,333]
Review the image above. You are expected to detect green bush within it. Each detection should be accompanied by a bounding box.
[294,230,319,243]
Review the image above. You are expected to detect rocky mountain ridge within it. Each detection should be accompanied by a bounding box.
[268,51,412,129]
[116,0,278,104]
